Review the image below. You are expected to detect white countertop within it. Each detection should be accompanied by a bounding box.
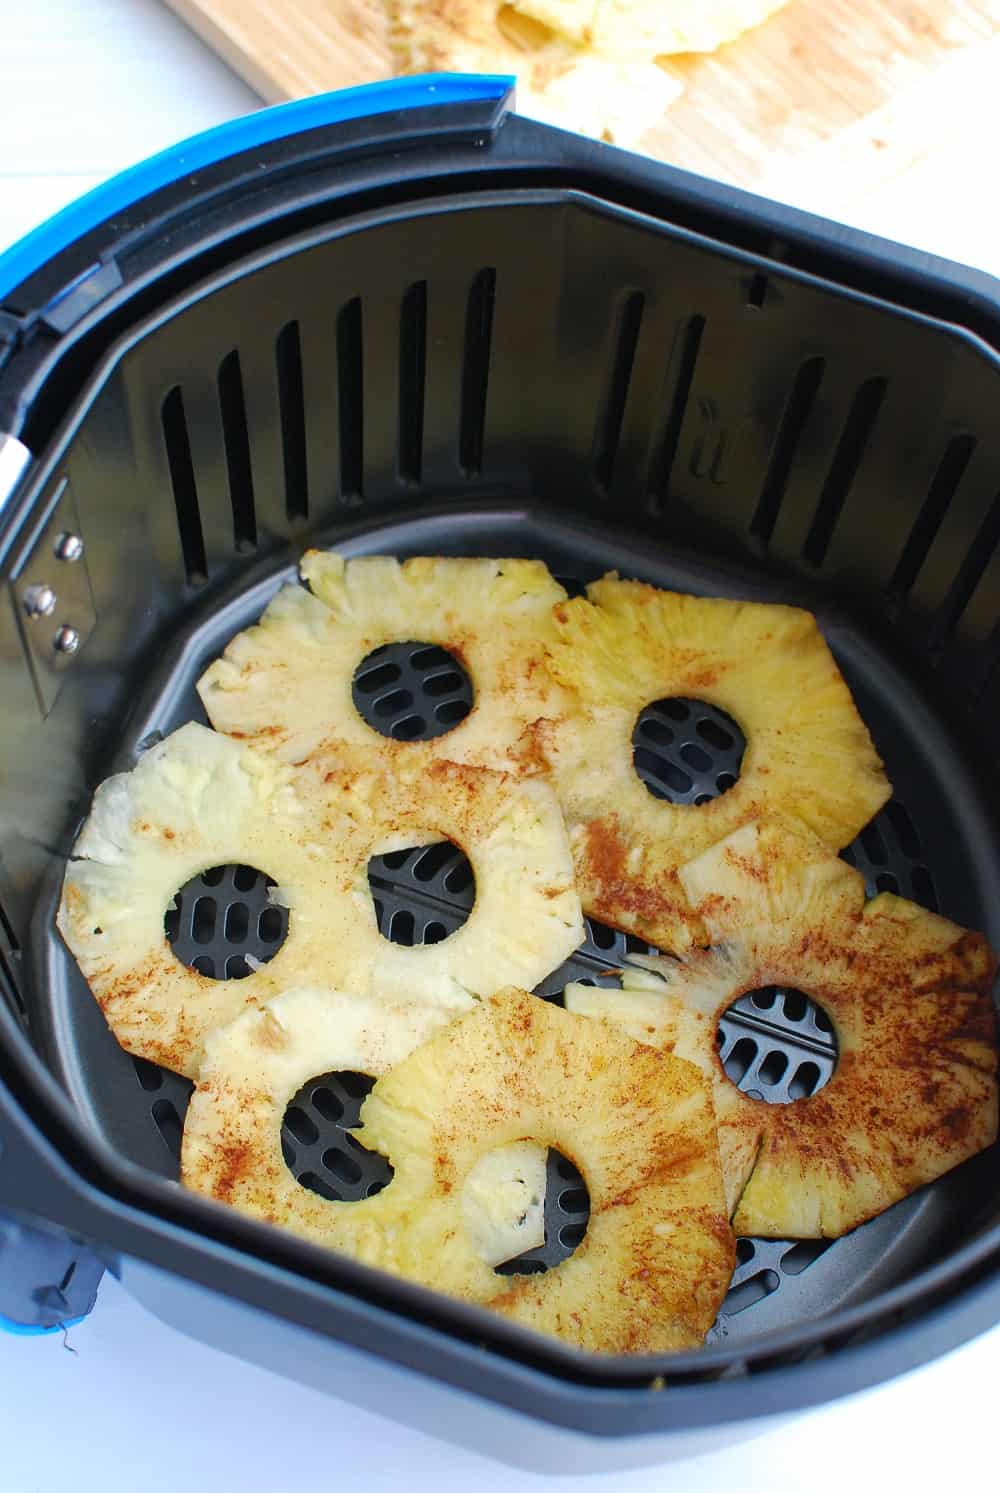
[1,2,998,1488]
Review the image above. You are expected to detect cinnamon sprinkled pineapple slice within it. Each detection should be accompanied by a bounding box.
[198,552,569,772]
[182,987,548,1269]
[526,575,891,951]
[360,987,734,1351]
[568,821,998,1238]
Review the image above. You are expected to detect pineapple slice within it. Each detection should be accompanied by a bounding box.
[357,987,734,1353]
[58,726,581,1077]
[197,552,569,773]
[56,723,416,1079]
[182,988,547,1267]
[569,822,998,1238]
[526,575,891,950]
[298,747,584,1003]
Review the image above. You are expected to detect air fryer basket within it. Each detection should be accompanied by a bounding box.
[1,77,999,1462]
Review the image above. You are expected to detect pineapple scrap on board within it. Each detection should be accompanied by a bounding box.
[182,987,549,1268]
[388,0,681,146]
[513,0,794,58]
[523,574,891,953]
[198,552,571,774]
[58,725,583,1078]
[186,986,735,1353]
[566,821,999,1239]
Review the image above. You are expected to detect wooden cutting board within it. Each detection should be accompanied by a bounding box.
[162,0,1000,196]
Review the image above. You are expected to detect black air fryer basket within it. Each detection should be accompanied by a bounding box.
[1,75,999,1471]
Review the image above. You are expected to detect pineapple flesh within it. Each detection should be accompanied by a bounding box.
[526,574,891,951]
[58,726,582,1077]
[181,988,547,1267]
[297,747,584,1004]
[198,552,570,773]
[358,987,735,1353]
[569,821,998,1239]
[56,723,430,1080]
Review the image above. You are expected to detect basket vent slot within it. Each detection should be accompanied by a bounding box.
[337,297,364,503]
[648,313,705,505]
[276,319,308,521]
[459,267,496,476]
[802,376,887,566]
[217,350,256,551]
[751,356,826,545]
[161,386,207,584]
[935,486,1000,642]
[592,290,644,490]
[398,280,427,484]
[890,433,976,598]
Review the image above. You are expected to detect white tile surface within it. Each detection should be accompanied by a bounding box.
[0,0,257,252]
[0,1272,997,1493]
[0,3,998,1489]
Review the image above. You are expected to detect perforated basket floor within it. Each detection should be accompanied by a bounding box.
[38,518,998,1345]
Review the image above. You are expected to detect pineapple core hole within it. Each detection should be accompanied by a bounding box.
[632,697,745,805]
[283,1069,394,1203]
[717,987,838,1105]
[165,863,288,980]
[492,1146,591,1276]
[352,640,473,742]
[368,841,475,944]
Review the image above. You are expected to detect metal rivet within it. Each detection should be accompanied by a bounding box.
[23,584,57,620]
[54,531,84,563]
[53,625,80,655]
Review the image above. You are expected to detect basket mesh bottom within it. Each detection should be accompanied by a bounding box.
[149,631,939,1302]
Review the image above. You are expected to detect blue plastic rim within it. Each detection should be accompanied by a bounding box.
[0,1312,87,1337]
[0,74,514,306]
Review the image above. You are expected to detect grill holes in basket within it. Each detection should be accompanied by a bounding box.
[841,798,938,910]
[161,386,207,585]
[217,350,256,551]
[166,865,289,979]
[460,268,496,476]
[399,281,427,484]
[633,698,745,805]
[276,319,308,521]
[284,1070,393,1203]
[593,290,644,491]
[352,641,473,741]
[282,1075,592,1271]
[368,842,475,945]
[495,1147,591,1276]
[718,989,837,1104]
[724,1269,780,1316]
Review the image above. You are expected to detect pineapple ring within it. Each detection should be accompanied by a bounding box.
[181,987,548,1267]
[566,821,998,1239]
[185,987,735,1353]
[524,574,891,951]
[58,724,582,1079]
[197,551,569,772]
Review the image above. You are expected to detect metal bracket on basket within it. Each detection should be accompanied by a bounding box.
[9,475,95,716]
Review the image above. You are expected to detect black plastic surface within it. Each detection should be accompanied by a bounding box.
[0,113,999,1445]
